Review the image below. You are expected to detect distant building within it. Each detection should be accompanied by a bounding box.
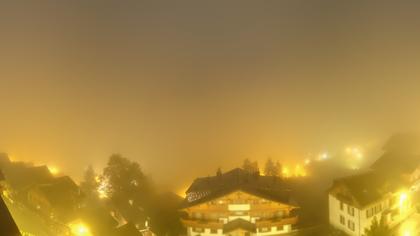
[27,175,84,222]
[328,153,420,236]
[180,168,299,236]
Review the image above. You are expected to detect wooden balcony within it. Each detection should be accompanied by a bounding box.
[255,216,298,227]
[181,218,224,229]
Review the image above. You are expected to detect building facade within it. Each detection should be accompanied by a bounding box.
[180,168,299,236]
[329,153,420,236]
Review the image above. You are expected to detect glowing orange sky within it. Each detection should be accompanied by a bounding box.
[1,1,420,189]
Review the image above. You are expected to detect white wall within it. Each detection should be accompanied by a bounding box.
[256,225,291,236]
[187,227,223,236]
[329,194,361,236]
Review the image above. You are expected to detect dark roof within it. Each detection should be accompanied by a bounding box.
[371,152,420,174]
[330,171,406,208]
[0,194,21,236]
[2,164,54,190]
[35,176,81,207]
[223,218,256,233]
[115,222,141,236]
[182,168,295,208]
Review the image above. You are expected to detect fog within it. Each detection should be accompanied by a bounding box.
[1,1,420,191]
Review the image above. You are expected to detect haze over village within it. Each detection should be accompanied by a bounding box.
[1,1,420,236]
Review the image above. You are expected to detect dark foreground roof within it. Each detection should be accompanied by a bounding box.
[0,169,21,236]
[182,168,295,208]
[115,222,141,236]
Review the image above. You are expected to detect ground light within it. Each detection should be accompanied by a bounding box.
[69,222,92,236]
[399,191,409,214]
[399,218,416,236]
[47,166,60,175]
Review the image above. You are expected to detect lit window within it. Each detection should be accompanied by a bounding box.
[260,227,270,232]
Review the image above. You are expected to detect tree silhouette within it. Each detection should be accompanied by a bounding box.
[80,165,98,198]
[102,154,152,205]
[264,158,280,176]
[243,159,259,174]
[364,216,392,236]
[216,167,222,177]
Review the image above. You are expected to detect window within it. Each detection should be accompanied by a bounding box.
[366,208,372,218]
[347,220,355,231]
[260,227,270,232]
[340,215,345,225]
[193,227,204,233]
[340,202,344,211]
[277,210,285,218]
[210,229,218,234]
[347,206,354,216]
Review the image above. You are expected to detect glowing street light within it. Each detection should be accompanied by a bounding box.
[399,191,409,214]
[48,166,60,175]
[69,222,92,236]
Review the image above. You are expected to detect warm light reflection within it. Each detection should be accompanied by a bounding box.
[399,217,416,236]
[97,176,110,199]
[398,191,409,214]
[69,222,92,236]
[48,166,60,175]
[317,152,329,161]
[282,164,307,178]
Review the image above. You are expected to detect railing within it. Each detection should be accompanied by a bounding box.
[180,218,224,229]
[255,216,298,227]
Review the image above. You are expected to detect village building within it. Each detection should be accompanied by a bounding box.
[180,168,299,236]
[27,175,84,222]
[328,153,420,236]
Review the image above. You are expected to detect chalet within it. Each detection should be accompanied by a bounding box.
[328,153,420,236]
[180,168,299,236]
[27,175,83,222]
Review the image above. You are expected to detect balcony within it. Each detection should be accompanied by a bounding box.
[181,218,224,229]
[255,216,298,227]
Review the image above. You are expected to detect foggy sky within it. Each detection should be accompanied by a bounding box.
[1,1,420,190]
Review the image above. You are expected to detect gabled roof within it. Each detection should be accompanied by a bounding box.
[329,171,406,208]
[182,168,295,208]
[34,176,81,208]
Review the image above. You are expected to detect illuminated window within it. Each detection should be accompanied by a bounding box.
[260,227,270,232]
[340,215,345,225]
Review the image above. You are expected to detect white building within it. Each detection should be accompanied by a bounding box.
[329,153,420,236]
